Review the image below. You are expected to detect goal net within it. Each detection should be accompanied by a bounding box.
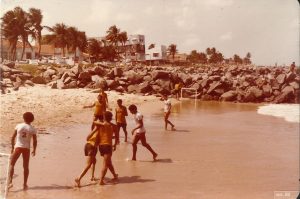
[180,88,198,100]
[0,152,11,199]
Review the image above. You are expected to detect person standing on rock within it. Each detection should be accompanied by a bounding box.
[8,112,37,191]
[161,95,176,131]
[290,62,296,73]
[115,99,128,143]
[84,94,106,130]
[128,104,158,161]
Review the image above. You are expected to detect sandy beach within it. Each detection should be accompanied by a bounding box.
[0,92,298,199]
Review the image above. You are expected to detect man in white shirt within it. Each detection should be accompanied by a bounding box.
[162,95,175,131]
[128,104,157,161]
[8,112,37,191]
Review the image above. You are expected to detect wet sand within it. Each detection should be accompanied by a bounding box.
[3,100,299,199]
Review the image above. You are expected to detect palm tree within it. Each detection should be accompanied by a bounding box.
[43,23,69,56]
[28,8,43,58]
[168,44,177,62]
[118,31,127,59]
[1,7,32,60]
[67,26,87,62]
[106,25,120,48]
[87,38,101,62]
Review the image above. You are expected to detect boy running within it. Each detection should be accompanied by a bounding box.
[128,105,157,161]
[8,112,37,190]
[84,94,106,130]
[115,99,128,143]
[93,111,118,185]
[75,128,99,187]
[162,95,175,131]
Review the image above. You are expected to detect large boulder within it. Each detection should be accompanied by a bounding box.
[70,65,83,76]
[178,73,192,85]
[106,80,119,89]
[207,81,222,94]
[262,84,272,97]
[220,91,237,101]
[113,67,123,77]
[32,76,47,84]
[276,74,286,84]
[289,81,299,90]
[78,71,92,82]
[155,79,172,91]
[285,72,297,83]
[137,82,152,93]
[273,86,295,103]
[124,71,143,84]
[151,70,169,80]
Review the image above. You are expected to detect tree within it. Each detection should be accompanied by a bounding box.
[233,54,243,64]
[28,8,43,58]
[87,38,101,62]
[1,7,32,60]
[243,52,252,64]
[67,26,87,61]
[187,50,207,64]
[118,31,127,59]
[43,23,69,56]
[106,25,120,48]
[168,44,177,62]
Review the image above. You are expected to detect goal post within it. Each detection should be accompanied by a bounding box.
[0,152,11,199]
[180,88,198,100]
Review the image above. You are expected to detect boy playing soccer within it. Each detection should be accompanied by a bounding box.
[115,99,128,143]
[8,112,37,190]
[128,105,157,161]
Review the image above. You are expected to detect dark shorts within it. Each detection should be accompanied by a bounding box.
[84,143,97,156]
[98,145,112,156]
[94,114,104,121]
[117,122,127,129]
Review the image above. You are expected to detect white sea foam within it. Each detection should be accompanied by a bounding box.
[257,104,300,123]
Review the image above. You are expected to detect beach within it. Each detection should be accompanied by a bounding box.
[0,89,298,199]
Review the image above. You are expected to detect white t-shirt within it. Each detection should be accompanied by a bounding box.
[134,112,146,134]
[14,123,37,149]
[164,99,171,113]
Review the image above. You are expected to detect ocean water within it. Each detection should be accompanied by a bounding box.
[257,104,300,123]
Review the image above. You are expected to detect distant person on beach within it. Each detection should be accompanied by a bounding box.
[93,111,118,185]
[161,95,175,131]
[173,82,183,100]
[8,112,37,191]
[115,99,128,143]
[290,62,296,73]
[84,94,106,130]
[75,128,99,187]
[99,88,109,109]
[128,104,158,161]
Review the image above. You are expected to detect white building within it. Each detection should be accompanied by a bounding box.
[145,44,167,65]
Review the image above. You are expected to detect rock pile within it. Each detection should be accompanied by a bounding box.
[1,63,299,104]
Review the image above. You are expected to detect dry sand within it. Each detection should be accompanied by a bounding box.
[0,89,299,199]
[0,85,158,147]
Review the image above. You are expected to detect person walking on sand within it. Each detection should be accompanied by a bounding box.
[93,111,118,185]
[162,95,175,131]
[128,104,158,161]
[115,99,128,143]
[8,112,37,191]
[75,128,99,187]
[84,94,106,130]
[99,88,109,110]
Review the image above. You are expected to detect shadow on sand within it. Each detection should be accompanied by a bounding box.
[139,158,173,163]
[10,184,73,193]
[117,176,155,184]
[173,129,190,133]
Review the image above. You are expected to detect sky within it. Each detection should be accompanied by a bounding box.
[1,0,299,66]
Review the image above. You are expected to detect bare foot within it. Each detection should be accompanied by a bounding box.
[23,184,28,191]
[171,126,176,131]
[99,181,105,185]
[131,158,136,161]
[153,153,158,161]
[7,183,13,190]
[112,174,118,181]
[90,177,96,181]
[74,178,81,187]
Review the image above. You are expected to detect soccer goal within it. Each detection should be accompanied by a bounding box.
[0,152,11,199]
[180,88,198,100]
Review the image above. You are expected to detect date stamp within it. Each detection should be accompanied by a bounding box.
[274,191,299,199]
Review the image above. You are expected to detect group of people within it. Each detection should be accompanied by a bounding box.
[7,88,177,189]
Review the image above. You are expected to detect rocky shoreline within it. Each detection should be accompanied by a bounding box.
[1,62,299,104]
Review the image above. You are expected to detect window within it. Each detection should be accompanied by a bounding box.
[153,53,159,57]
